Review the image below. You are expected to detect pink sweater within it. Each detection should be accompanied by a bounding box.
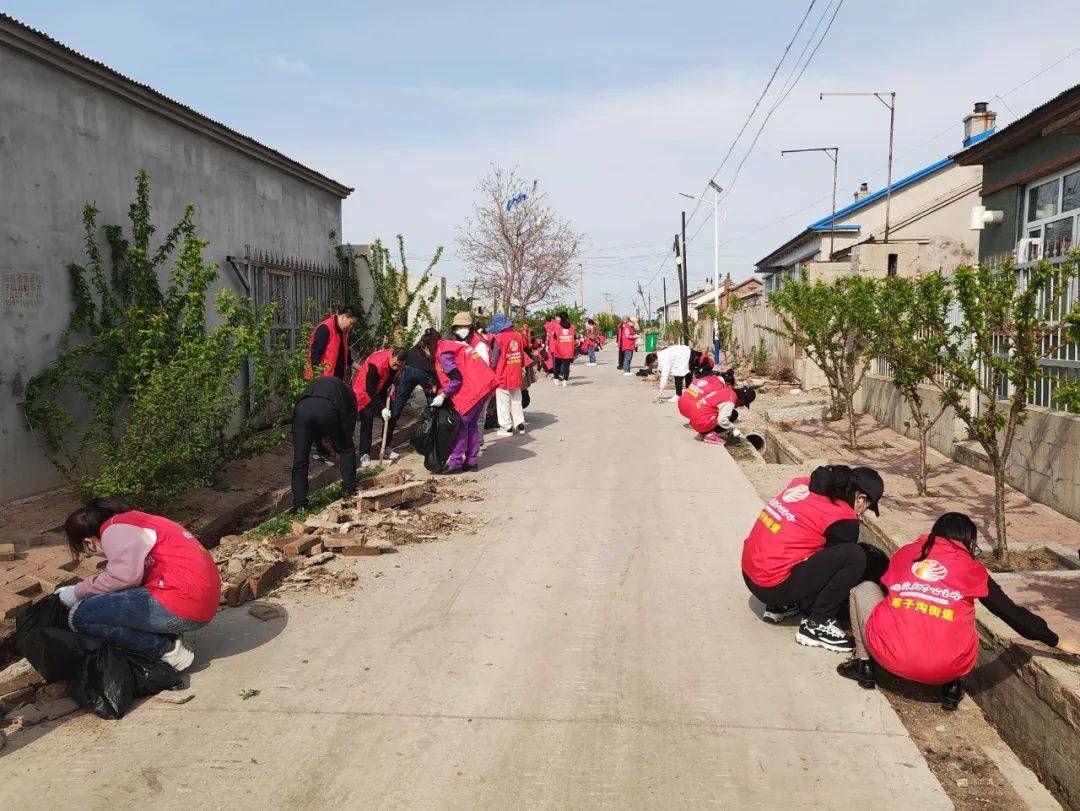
[73,523,156,600]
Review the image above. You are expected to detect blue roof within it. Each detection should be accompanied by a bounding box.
[807,155,954,230]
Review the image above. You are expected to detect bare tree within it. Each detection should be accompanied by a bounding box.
[457,166,583,320]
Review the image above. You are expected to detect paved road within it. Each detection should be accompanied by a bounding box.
[0,351,948,809]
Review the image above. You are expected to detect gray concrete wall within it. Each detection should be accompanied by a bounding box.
[0,44,345,503]
[857,374,1080,522]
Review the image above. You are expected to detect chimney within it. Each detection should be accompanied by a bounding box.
[853,182,871,202]
[963,101,997,147]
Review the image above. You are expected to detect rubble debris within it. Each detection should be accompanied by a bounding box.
[247,602,284,621]
[0,658,44,696]
[0,543,15,561]
[38,697,79,720]
[0,686,36,714]
[4,702,46,727]
[302,552,335,567]
[37,681,69,701]
[355,481,428,511]
[153,690,195,705]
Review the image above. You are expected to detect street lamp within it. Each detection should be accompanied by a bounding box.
[820,91,896,243]
[679,181,725,361]
[781,147,839,259]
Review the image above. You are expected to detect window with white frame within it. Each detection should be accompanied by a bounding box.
[1022,163,1080,260]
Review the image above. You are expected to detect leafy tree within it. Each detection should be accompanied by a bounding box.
[23,171,306,501]
[924,253,1080,561]
[866,274,951,495]
[766,273,877,448]
[525,304,587,336]
[594,312,620,336]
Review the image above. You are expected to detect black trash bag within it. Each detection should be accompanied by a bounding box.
[14,594,77,683]
[70,636,135,720]
[484,398,499,429]
[425,406,461,472]
[411,406,437,456]
[127,651,184,696]
[521,389,531,409]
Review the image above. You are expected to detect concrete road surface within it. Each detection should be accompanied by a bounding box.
[0,351,948,809]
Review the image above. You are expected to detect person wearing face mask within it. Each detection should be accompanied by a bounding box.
[741,465,885,653]
[55,500,221,672]
[433,315,499,472]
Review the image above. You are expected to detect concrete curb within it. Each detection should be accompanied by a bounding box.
[756,419,1080,807]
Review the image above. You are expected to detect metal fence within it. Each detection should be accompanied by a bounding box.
[227,248,349,350]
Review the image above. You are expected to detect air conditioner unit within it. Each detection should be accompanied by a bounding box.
[1016,238,1042,262]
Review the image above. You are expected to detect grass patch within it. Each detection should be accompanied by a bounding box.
[245,466,383,540]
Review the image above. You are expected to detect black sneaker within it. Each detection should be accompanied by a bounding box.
[516,424,526,433]
[762,604,799,624]
[941,680,964,711]
[837,658,876,689]
[795,618,855,653]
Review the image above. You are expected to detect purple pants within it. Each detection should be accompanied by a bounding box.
[448,400,484,468]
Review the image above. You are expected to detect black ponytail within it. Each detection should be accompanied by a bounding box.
[915,512,979,562]
[418,327,440,358]
[808,464,857,507]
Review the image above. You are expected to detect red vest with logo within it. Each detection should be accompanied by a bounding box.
[436,340,498,415]
[100,511,221,623]
[305,315,348,380]
[865,537,989,685]
[553,325,576,359]
[583,324,599,348]
[618,323,637,351]
[677,375,737,433]
[741,476,857,587]
[493,330,526,389]
[351,348,394,411]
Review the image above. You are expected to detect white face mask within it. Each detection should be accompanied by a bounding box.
[454,327,471,339]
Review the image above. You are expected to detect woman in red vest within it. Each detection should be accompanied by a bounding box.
[616,316,637,375]
[742,465,885,653]
[550,311,576,386]
[488,313,528,435]
[431,325,498,473]
[58,500,222,672]
[305,304,363,380]
[583,318,600,365]
[840,512,1079,708]
[676,378,756,444]
[352,347,407,467]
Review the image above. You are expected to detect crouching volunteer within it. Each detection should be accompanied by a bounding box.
[741,465,885,653]
[675,375,756,444]
[645,343,691,400]
[432,328,498,473]
[352,346,406,467]
[290,375,358,511]
[840,512,1080,708]
[57,500,221,672]
[489,313,529,436]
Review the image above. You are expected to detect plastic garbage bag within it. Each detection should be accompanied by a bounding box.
[127,651,184,696]
[411,406,437,455]
[70,637,134,720]
[14,594,75,683]
[521,389,531,409]
[425,407,461,472]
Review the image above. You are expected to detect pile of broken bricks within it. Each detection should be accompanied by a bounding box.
[0,658,82,748]
[214,471,436,609]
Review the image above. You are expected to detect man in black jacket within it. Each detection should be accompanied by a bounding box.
[291,376,358,511]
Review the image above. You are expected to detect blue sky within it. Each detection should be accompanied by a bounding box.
[6,1,1080,313]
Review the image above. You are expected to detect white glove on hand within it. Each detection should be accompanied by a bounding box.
[431,394,446,408]
[730,427,743,439]
[56,585,78,608]
[381,407,391,420]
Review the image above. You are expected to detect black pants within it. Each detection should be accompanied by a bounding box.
[291,398,356,509]
[358,401,386,459]
[743,543,867,622]
[673,372,693,395]
[553,358,571,380]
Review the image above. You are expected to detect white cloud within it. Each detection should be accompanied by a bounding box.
[255,54,313,76]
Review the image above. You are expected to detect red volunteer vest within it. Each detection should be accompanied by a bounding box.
[865,537,989,685]
[677,376,737,433]
[741,476,857,587]
[618,324,636,351]
[583,324,599,348]
[436,340,498,415]
[553,325,576,359]
[351,348,394,411]
[304,315,348,380]
[100,511,221,623]
[493,330,526,389]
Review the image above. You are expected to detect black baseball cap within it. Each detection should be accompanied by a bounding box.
[851,467,884,515]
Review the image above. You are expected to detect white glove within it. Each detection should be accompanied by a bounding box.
[56,585,78,608]
[431,394,446,408]
[381,407,391,420]
[730,427,743,439]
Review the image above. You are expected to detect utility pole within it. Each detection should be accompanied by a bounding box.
[673,233,686,343]
[821,91,896,242]
[662,278,668,329]
[680,211,690,344]
[579,263,584,309]
[781,147,839,258]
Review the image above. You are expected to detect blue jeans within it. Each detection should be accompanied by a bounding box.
[587,345,596,363]
[72,587,206,658]
[621,350,633,372]
[391,364,434,419]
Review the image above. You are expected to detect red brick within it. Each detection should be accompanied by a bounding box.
[30,568,79,594]
[340,546,380,557]
[246,562,285,599]
[225,570,251,607]
[5,577,42,598]
[0,544,15,561]
[266,534,301,551]
[0,589,32,620]
[283,536,321,556]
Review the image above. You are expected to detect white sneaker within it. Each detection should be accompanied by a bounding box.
[384,449,400,461]
[496,429,514,437]
[623,371,632,376]
[161,639,195,672]
[588,362,597,366]
[360,453,372,468]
